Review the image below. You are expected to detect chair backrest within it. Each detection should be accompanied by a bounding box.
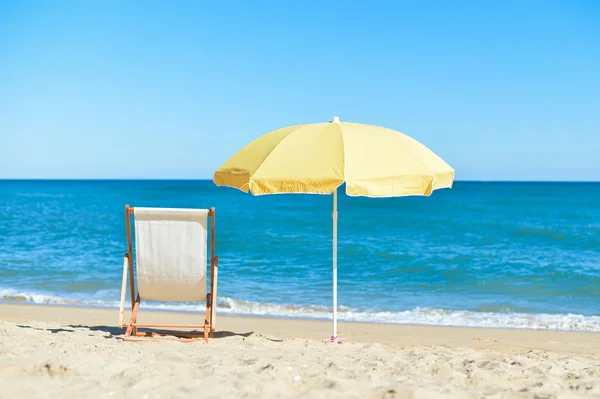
[133,207,208,302]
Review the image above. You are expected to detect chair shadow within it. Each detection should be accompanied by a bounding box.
[16,324,254,340]
[16,325,75,334]
[213,330,254,339]
[16,324,122,339]
[68,325,123,339]
[130,329,255,340]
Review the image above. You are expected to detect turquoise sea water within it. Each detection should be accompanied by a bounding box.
[1,180,599,331]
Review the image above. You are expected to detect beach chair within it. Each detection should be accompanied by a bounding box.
[118,205,218,343]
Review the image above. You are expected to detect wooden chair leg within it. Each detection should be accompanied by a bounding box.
[125,296,140,338]
[204,293,211,342]
[124,295,209,343]
[133,295,140,336]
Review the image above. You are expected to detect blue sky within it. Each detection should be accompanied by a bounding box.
[1,0,598,180]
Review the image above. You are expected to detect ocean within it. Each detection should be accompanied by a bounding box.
[1,180,599,331]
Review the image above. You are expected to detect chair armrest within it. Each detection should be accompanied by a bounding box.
[118,254,129,328]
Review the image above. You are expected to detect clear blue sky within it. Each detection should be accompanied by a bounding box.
[1,0,598,180]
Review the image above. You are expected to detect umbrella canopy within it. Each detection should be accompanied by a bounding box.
[214,117,454,197]
[213,117,454,342]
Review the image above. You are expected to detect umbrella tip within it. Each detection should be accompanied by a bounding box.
[331,116,340,123]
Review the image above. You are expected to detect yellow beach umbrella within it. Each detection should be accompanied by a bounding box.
[213,117,455,341]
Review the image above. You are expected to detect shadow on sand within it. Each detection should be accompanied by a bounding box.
[16,324,254,341]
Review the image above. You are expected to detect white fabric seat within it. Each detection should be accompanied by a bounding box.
[134,207,209,302]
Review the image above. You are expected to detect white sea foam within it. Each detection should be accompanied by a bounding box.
[0,288,80,305]
[2,288,600,332]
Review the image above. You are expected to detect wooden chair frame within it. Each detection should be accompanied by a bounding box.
[118,204,218,343]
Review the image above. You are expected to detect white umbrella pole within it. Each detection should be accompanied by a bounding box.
[332,187,338,338]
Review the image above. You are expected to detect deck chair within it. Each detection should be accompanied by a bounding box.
[118,205,218,343]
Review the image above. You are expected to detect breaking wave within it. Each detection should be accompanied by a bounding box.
[2,288,600,332]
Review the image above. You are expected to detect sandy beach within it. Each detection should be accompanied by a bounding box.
[0,303,599,398]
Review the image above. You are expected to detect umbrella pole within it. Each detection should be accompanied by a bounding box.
[324,187,346,344]
[332,187,338,339]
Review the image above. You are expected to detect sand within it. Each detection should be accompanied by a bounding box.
[1,303,599,398]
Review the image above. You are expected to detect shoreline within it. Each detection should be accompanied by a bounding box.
[1,299,599,334]
[2,302,599,357]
